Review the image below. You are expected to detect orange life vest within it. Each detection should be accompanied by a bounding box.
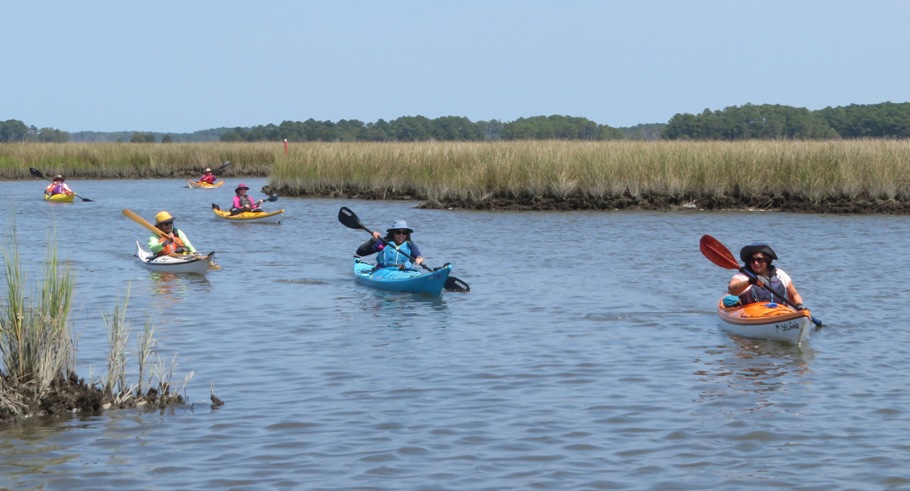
[157,233,187,256]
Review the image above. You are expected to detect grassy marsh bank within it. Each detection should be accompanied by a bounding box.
[268,140,910,213]
[5,140,910,212]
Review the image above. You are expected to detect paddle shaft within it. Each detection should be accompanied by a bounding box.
[30,167,92,202]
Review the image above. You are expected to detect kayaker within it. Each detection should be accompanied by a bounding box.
[198,167,217,184]
[727,242,805,309]
[45,175,73,196]
[148,211,197,257]
[231,183,264,214]
[356,220,425,270]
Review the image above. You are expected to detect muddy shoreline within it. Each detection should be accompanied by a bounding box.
[281,187,910,214]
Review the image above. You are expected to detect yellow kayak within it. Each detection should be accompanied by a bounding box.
[187,180,225,189]
[211,205,284,224]
[44,192,75,203]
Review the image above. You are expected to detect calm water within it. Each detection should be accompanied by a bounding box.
[2,178,910,490]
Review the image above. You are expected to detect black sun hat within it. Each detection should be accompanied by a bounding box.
[740,242,778,263]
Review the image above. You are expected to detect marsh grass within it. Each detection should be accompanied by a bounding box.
[1,228,75,398]
[5,140,910,207]
[266,140,910,205]
[1,229,197,422]
[101,288,193,409]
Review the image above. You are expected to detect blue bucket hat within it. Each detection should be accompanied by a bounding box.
[387,220,414,234]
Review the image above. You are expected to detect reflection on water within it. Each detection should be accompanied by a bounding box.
[694,336,815,412]
[144,272,212,305]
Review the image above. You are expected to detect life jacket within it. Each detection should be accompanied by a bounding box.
[378,240,414,268]
[200,174,216,184]
[157,230,187,256]
[46,183,65,195]
[237,194,255,208]
[739,267,788,304]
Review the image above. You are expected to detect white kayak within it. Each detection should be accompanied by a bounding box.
[134,241,215,274]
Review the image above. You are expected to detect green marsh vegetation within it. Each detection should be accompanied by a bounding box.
[4,140,910,212]
[1,228,196,423]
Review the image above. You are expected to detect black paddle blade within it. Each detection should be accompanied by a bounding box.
[29,167,46,179]
[219,161,231,171]
[444,276,470,293]
[78,196,93,202]
[211,203,221,210]
[338,207,365,231]
[266,193,279,202]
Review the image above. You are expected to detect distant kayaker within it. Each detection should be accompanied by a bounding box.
[149,211,197,257]
[231,183,264,214]
[727,242,805,309]
[356,220,425,270]
[45,175,73,196]
[198,167,217,184]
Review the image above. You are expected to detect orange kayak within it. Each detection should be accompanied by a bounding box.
[716,298,812,346]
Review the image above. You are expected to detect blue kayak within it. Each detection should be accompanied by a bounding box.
[353,258,452,296]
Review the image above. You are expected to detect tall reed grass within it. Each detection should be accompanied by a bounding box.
[1,229,196,420]
[0,227,75,406]
[268,140,910,203]
[4,140,910,203]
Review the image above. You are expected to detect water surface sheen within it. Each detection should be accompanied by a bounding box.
[2,179,909,490]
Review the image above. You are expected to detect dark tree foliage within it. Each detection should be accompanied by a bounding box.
[35,127,70,142]
[130,132,157,143]
[816,102,910,138]
[0,120,71,142]
[501,115,623,140]
[663,104,838,140]
[14,102,910,143]
[216,115,623,142]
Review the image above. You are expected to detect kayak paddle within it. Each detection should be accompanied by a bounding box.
[700,234,822,326]
[338,206,470,293]
[29,167,93,202]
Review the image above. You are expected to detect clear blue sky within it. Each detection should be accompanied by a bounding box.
[4,1,908,133]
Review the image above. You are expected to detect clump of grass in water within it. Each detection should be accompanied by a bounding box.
[1,226,202,422]
[1,228,77,409]
[101,287,195,409]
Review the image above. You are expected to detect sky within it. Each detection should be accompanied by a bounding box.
[4,1,909,134]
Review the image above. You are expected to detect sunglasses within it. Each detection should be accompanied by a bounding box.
[393,230,409,235]
[749,256,767,264]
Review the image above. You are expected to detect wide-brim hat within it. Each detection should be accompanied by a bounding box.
[235,183,250,192]
[155,211,176,226]
[53,174,64,181]
[386,220,414,234]
[740,242,778,263]
[204,167,213,173]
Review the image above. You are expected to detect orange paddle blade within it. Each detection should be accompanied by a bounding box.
[699,235,740,270]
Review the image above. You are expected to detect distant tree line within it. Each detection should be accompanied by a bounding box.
[663,102,910,140]
[4,102,910,143]
[218,115,625,142]
[0,119,71,142]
